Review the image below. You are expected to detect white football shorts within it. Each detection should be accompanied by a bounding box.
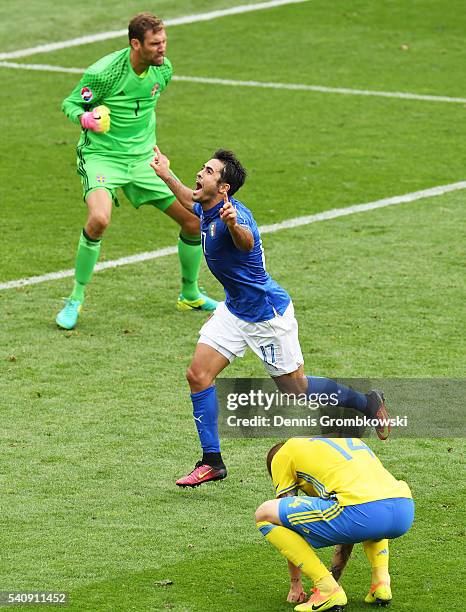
[198,301,304,377]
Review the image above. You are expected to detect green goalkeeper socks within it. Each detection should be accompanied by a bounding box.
[68,230,199,303]
[69,229,101,303]
[178,232,202,300]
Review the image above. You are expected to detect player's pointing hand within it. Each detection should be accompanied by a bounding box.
[150,145,171,179]
[220,193,237,228]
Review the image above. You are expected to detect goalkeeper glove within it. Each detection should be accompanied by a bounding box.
[80,105,111,133]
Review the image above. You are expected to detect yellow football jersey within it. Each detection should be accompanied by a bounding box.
[271,437,412,506]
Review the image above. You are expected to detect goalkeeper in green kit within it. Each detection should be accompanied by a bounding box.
[56,12,217,330]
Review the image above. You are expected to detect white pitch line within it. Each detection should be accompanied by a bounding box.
[257,181,466,233]
[1,181,465,292]
[173,75,466,105]
[0,247,178,292]
[0,0,310,60]
[0,62,83,74]
[1,62,466,105]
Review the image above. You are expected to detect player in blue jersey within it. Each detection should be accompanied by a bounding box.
[150,147,390,487]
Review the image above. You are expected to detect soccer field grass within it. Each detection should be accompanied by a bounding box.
[1,1,465,610]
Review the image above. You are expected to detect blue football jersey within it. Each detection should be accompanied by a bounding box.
[193,197,290,323]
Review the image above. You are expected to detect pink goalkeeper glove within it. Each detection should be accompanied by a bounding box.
[80,105,111,133]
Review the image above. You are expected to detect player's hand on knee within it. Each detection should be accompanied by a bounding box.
[80,105,111,133]
[287,582,307,603]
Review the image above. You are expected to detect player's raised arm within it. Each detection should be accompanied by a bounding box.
[219,194,254,252]
[150,146,194,212]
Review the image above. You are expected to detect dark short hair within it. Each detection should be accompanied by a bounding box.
[266,442,285,476]
[128,13,164,44]
[214,149,247,196]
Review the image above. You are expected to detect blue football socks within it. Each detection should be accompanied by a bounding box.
[191,385,221,453]
[307,376,368,414]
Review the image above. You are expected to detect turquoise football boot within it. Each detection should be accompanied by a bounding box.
[56,299,82,330]
[177,292,218,312]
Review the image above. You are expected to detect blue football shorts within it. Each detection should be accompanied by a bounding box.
[279,495,414,549]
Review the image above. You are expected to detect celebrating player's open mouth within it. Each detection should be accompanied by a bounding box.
[193,180,203,199]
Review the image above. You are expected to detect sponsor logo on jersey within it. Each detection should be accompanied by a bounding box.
[96,175,106,184]
[81,86,94,102]
[151,83,160,97]
[209,222,216,238]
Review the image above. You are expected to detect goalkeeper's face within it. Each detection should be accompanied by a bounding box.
[138,29,167,66]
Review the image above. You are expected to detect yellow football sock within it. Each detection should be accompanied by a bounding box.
[363,539,390,584]
[315,573,341,594]
[257,521,334,586]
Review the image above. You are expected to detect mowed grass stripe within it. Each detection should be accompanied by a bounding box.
[2,62,466,104]
[0,0,311,60]
[1,180,465,291]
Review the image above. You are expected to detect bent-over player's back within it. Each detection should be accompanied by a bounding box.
[273,437,412,506]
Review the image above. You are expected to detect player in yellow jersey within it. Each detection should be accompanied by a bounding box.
[255,438,414,611]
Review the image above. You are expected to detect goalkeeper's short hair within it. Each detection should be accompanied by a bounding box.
[128,13,164,44]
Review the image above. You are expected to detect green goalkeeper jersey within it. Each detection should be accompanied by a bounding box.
[62,47,173,157]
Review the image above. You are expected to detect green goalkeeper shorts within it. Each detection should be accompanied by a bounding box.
[77,152,176,211]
